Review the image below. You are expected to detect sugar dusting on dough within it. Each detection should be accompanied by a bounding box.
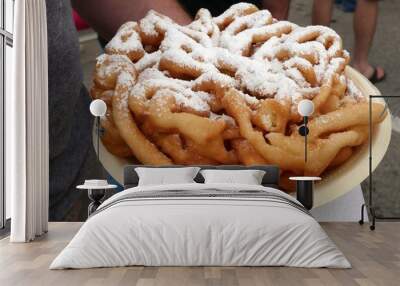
[95,3,363,114]
[106,22,144,54]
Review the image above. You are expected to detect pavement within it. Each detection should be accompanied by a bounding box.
[80,0,400,218]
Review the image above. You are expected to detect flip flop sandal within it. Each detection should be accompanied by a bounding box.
[368,67,386,84]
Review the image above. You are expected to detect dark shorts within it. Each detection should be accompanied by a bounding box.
[177,0,262,18]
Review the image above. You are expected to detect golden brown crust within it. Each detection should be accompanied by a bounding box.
[90,3,387,191]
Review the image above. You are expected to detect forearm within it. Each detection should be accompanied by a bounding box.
[72,0,191,41]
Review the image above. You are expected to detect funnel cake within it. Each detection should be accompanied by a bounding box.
[91,2,387,191]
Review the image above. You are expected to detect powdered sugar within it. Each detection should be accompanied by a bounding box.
[209,112,237,126]
[117,71,135,87]
[130,68,212,113]
[95,3,362,115]
[105,22,144,56]
[134,51,161,72]
[139,10,173,38]
[114,71,136,114]
[346,78,364,101]
[95,54,136,90]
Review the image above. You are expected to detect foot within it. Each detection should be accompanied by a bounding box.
[353,63,386,84]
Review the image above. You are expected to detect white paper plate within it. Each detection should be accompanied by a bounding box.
[312,67,391,206]
[93,66,392,207]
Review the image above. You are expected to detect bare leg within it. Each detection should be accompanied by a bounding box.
[352,0,384,80]
[312,0,334,26]
[262,0,291,20]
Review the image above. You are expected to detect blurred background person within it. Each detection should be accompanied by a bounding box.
[312,0,385,83]
[262,0,291,20]
[334,0,357,12]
